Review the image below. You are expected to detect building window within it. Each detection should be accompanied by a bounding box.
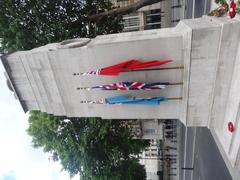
[145,9,162,30]
[112,0,135,8]
[151,148,157,152]
[145,129,156,134]
[123,14,140,31]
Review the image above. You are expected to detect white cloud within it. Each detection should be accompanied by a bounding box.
[0,62,80,180]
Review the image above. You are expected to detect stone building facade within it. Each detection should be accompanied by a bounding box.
[111,0,185,32]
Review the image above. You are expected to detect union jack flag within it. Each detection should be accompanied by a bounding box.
[91,82,169,91]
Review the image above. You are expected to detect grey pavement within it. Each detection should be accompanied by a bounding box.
[163,120,180,180]
[180,126,233,180]
[180,126,196,180]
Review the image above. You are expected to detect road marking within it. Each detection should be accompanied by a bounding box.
[191,127,197,180]
[183,126,188,180]
[183,0,186,18]
[192,0,196,18]
[204,0,207,15]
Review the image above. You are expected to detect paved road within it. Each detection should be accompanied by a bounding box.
[180,126,232,180]
[185,0,212,19]
[180,125,196,180]
[193,128,232,180]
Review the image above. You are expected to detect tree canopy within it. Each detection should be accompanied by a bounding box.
[27,111,149,179]
[0,0,162,53]
[0,0,123,53]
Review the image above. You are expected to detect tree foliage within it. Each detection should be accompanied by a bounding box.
[27,111,149,179]
[0,0,163,53]
[0,0,123,53]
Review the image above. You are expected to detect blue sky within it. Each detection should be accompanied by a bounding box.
[1,171,16,180]
[0,61,79,180]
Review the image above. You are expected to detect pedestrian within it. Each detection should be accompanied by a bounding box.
[165,130,175,134]
[165,135,176,138]
[165,157,177,163]
[163,120,174,125]
[166,145,177,150]
[165,125,172,129]
[165,154,177,157]
[168,173,177,176]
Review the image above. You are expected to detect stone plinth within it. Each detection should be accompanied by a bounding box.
[1,16,240,127]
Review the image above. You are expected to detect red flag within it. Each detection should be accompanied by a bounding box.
[80,59,172,76]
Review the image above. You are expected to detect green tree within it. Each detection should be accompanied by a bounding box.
[0,0,123,53]
[0,0,163,53]
[214,0,227,5]
[27,111,149,179]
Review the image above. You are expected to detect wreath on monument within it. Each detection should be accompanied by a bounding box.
[209,0,240,18]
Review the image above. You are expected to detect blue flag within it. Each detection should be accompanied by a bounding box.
[105,95,166,105]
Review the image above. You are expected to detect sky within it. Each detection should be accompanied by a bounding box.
[0,61,79,180]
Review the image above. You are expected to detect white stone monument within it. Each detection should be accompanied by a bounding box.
[1,16,240,175]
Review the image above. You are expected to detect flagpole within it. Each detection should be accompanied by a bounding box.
[166,97,183,100]
[122,66,184,72]
[73,66,184,76]
[76,82,183,90]
[168,82,183,85]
